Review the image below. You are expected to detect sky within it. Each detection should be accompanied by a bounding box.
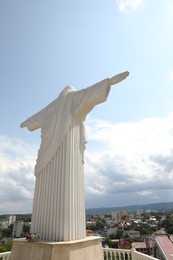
[0,0,173,214]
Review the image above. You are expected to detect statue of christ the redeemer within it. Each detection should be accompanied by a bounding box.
[21,71,129,242]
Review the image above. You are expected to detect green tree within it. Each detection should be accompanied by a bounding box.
[96,221,104,231]
[115,228,123,240]
[161,217,173,234]
[2,224,13,238]
[0,239,13,253]
[22,224,30,235]
[86,223,96,231]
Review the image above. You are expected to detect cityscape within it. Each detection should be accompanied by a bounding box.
[0,202,173,259]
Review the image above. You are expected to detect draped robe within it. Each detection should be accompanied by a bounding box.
[21,78,111,241]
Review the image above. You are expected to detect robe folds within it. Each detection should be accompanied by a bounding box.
[22,78,111,241]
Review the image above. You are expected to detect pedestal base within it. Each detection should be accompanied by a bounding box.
[10,236,104,260]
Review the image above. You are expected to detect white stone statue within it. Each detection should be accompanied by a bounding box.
[21,71,129,242]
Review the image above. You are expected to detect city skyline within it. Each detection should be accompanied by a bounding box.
[0,0,173,214]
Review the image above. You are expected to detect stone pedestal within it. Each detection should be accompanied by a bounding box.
[10,236,104,260]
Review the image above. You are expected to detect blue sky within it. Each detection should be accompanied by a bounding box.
[0,0,173,214]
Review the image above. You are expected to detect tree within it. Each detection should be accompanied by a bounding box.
[22,224,30,235]
[116,228,123,240]
[96,221,105,231]
[86,223,97,231]
[2,224,13,238]
[0,239,13,253]
[161,217,173,234]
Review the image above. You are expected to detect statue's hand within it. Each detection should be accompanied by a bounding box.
[109,71,129,86]
[20,120,27,128]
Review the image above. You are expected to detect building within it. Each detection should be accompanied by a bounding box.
[12,221,24,238]
[9,215,16,226]
[107,227,118,237]
[111,211,118,220]
[123,230,140,239]
[0,220,8,229]
[132,240,152,255]
[153,235,173,260]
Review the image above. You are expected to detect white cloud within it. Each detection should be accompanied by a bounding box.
[85,113,173,208]
[117,0,143,12]
[0,135,37,214]
[137,190,153,196]
[1,112,173,213]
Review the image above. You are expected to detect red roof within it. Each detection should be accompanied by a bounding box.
[132,240,152,249]
[155,235,173,260]
[132,242,146,249]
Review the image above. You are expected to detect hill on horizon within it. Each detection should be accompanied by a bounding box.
[1,202,173,216]
[86,201,173,215]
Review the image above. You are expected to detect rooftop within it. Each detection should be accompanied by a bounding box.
[155,235,173,260]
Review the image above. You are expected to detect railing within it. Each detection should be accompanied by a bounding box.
[103,248,131,260]
[131,250,158,260]
[0,251,11,260]
[0,248,163,260]
[103,248,159,260]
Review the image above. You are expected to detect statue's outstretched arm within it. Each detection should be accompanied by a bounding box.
[20,106,49,131]
[109,71,129,86]
[20,111,45,131]
[20,118,40,131]
[20,120,28,128]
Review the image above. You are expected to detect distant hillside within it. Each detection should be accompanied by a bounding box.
[86,202,173,215]
[1,202,173,217]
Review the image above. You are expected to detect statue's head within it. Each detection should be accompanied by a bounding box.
[59,86,76,98]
